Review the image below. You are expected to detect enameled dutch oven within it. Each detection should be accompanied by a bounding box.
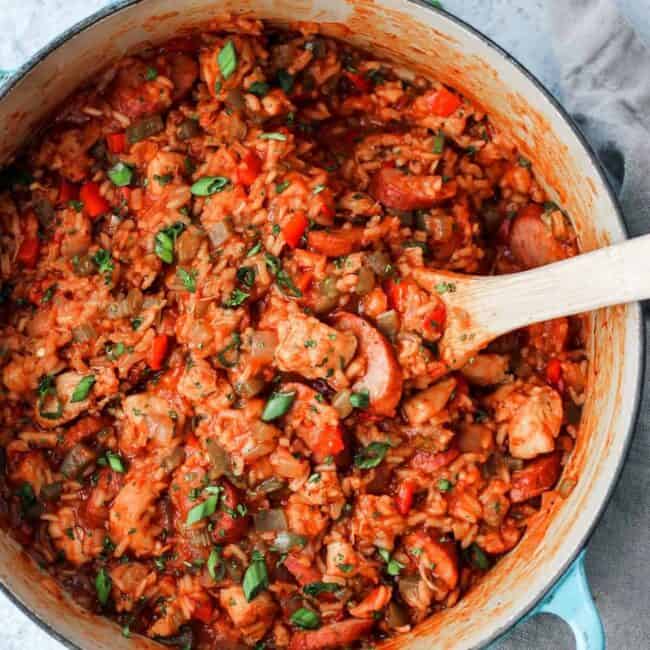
[0,1,644,649]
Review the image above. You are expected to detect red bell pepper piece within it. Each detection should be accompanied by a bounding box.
[295,270,314,294]
[427,87,462,117]
[57,178,78,205]
[149,334,169,371]
[312,425,345,461]
[425,300,447,332]
[545,358,563,390]
[79,182,109,219]
[236,150,262,186]
[395,480,416,515]
[17,237,40,268]
[282,211,309,248]
[106,132,127,154]
[345,71,372,93]
[192,601,213,624]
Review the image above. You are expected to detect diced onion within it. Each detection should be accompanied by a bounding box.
[332,389,353,418]
[355,266,375,295]
[72,324,97,343]
[208,220,232,247]
[206,438,230,479]
[253,508,288,532]
[376,310,399,339]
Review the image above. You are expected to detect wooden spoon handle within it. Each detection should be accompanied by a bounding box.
[474,233,650,338]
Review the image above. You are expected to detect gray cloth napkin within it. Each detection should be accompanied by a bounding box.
[498,1,650,648]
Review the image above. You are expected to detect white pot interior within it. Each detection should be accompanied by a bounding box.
[0,1,642,648]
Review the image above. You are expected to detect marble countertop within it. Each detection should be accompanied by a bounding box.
[0,1,646,649]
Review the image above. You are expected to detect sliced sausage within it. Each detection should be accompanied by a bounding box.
[289,619,374,650]
[369,167,457,211]
[168,53,199,101]
[509,203,566,269]
[331,312,403,417]
[307,227,365,257]
[510,452,562,503]
[410,448,460,473]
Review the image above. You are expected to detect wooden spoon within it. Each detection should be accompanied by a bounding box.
[412,234,650,369]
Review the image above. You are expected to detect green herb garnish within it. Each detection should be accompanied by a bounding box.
[349,389,370,409]
[190,176,230,196]
[218,40,237,80]
[177,267,197,293]
[186,494,220,526]
[95,568,112,605]
[290,608,320,630]
[70,375,95,402]
[259,132,287,141]
[107,162,133,187]
[248,81,270,97]
[354,441,389,469]
[242,550,269,601]
[261,391,296,422]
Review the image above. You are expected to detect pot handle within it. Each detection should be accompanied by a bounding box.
[534,549,605,650]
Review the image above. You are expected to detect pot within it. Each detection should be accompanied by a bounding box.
[0,1,643,649]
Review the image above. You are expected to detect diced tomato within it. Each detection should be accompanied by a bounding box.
[148,334,169,371]
[27,283,44,304]
[119,187,131,202]
[57,178,78,205]
[17,237,40,268]
[427,87,462,117]
[164,37,199,53]
[381,160,396,169]
[319,202,335,222]
[296,270,314,294]
[425,300,447,331]
[312,425,345,461]
[284,555,322,586]
[211,481,249,544]
[452,373,469,397]
[192,601,213,624]
[106,132,127,154]
[79,182,109,219]
[411,448,460,473]
[342,129,361,148]
[236,150,262,186]
[345,71,372,93]
[283,211,309,248]
[385,277,420,313]
[497,215,512,243]
[545,358,562,386]
[395,480,416,515]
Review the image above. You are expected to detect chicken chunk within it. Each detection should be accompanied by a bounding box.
[119,393,182,455]
[350,495,407,551]
[486,382,563,459]
[274,308,356,387]
[219,586,277,643]
[109,459,168,557]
